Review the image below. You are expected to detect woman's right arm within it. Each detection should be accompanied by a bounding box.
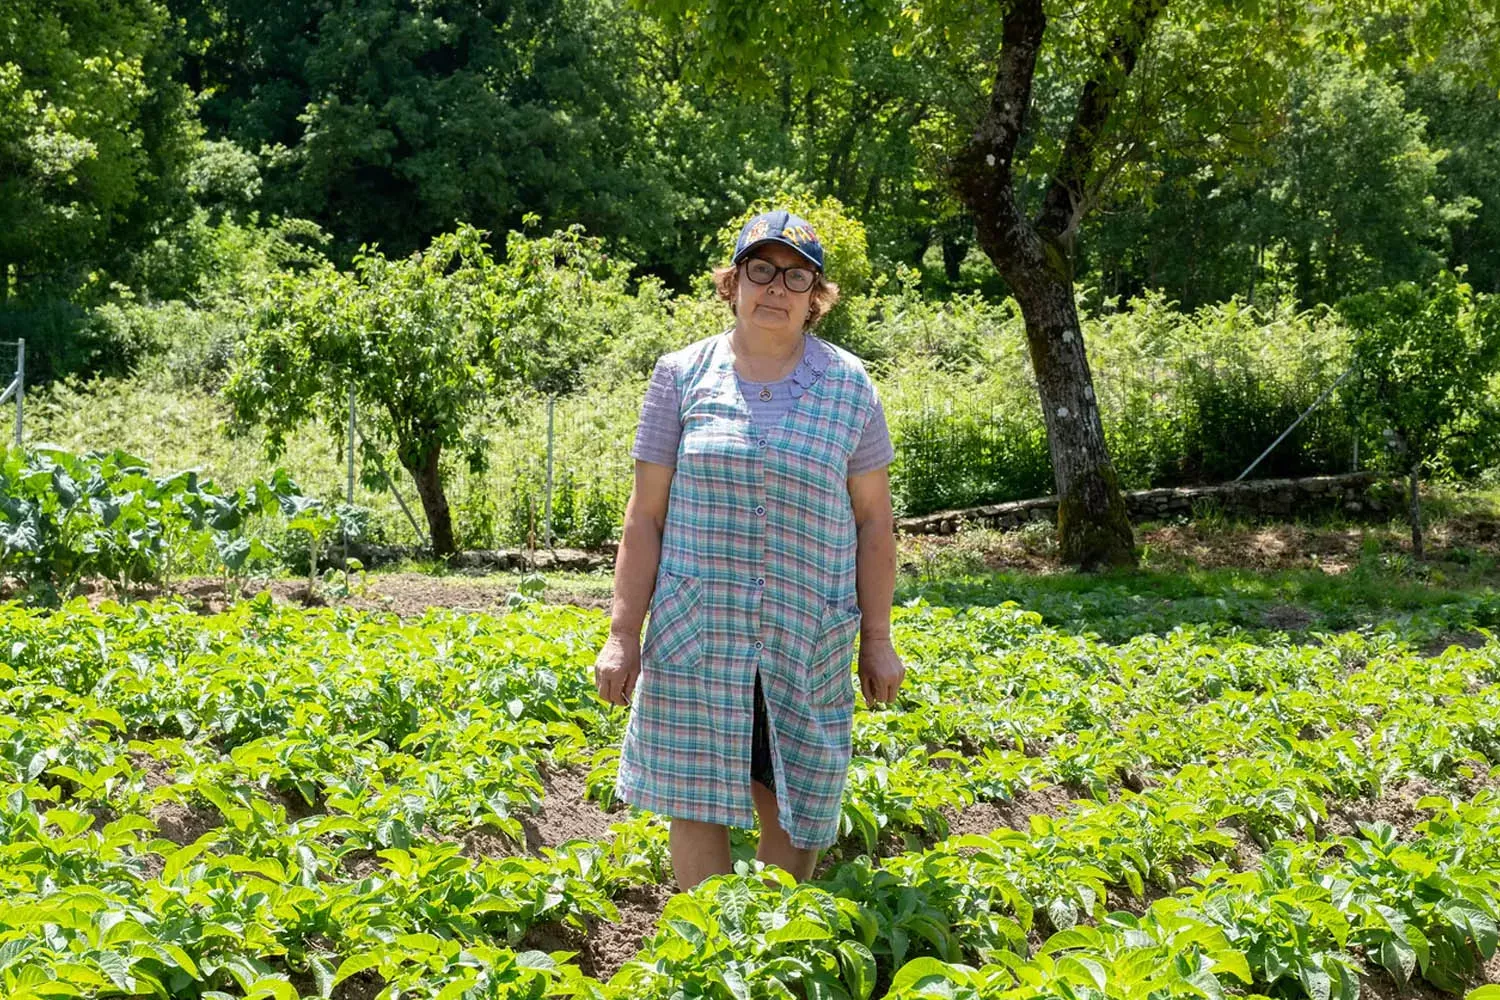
[594,459,674,706]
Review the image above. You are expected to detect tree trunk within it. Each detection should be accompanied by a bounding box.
[1006,260,1136,569]
[947,0,1156,570]
[1408,463,1423,561]
[941,233,966,284]
[907,227,931,270]
[405,442,457,558]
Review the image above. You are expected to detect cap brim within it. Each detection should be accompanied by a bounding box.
[733,237,822,270]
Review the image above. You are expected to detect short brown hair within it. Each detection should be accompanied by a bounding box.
[713,263,841,330]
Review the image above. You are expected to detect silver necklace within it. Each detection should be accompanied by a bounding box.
[729,331,805,398]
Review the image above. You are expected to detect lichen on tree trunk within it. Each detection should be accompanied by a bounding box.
[1012,265,1137,570]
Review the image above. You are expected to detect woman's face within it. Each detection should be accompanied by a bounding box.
[735,243,817,337]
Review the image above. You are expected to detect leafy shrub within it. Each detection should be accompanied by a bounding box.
[0,446,322,604]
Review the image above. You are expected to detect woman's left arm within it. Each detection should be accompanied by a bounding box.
[849,466,905,707]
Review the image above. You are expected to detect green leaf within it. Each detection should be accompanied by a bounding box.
[804,972,849,1000]
[514,951,557,970]
[837,940,876,1000]
[335,951,384,984]
[666,918,706,946]
[52,468,81,509]
[890,926,909,967]
[1058,956,1108,992]
[223,956,273,991]
[1378,934,1416,984]
[94,950,135,992]
[1040,928,1097,954]
[223,855,287,882]
[162,842,210,882]
[155,943,200,978]
[245,977,300,1000]
[1300,965,1331,1000]
[1185,967,1225,1000]
[765,919,833,945]
[0,939,33,970]
[711,966,751,1000]
[435,973,481,1000]
[309,955,335,998]
[1214,950,1252,984]
[889,957,972,993]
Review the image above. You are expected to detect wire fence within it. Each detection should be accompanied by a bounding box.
[21,332,1366,554]
[458,351,1362,545]
[0,339,24,447]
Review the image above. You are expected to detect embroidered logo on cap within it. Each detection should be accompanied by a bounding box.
[783,224,818,245]
[745,219,771,242]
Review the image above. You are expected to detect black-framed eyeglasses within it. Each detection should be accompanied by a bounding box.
[741,257,817,293]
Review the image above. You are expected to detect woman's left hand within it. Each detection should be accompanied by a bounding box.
[857,636,905,710]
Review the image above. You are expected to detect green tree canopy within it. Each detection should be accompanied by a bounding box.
[1339,274,1500,559]
[1087,56,1472,309]
[0,0,197,293]
[640,0,1500,568]
[223,222,642,556]
[169,0,681,269]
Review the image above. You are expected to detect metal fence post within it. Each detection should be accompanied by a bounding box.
[347,382,356,506]
[544,395,555,548]
[0,339,23,448]
[345,381,355,566]
[13,339,21,447]
[1235,367,1353,482]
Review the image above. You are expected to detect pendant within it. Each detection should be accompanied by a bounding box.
[759,387,773,401]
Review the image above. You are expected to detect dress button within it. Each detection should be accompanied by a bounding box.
[757,438,768,448]
[754,505,766,517]
[754,577,765,587]
[753,640,764,651]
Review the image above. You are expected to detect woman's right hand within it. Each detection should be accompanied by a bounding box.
[594,631,642,707]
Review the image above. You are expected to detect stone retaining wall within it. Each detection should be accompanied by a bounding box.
[897,472,1384,536]
[336,543,611,572]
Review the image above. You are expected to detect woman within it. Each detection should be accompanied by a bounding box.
[593,209,905,889]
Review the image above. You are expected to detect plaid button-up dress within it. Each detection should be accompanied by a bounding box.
[615,331,876,849]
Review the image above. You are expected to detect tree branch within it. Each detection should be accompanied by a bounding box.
[1035,0,1167,243]
[951,0,1046,258]
[987,0,1047,177]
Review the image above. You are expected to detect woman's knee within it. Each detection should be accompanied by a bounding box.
[670,816,729,838]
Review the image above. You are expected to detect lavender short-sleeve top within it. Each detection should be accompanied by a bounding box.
[631,334,895,476]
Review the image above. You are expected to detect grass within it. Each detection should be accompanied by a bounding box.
[899,566,1499,642]
[888,506,1500,642]
[123,484,1499,643]
[295,523,1500,650]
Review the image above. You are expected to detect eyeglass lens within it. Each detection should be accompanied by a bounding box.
[745,258,814,292]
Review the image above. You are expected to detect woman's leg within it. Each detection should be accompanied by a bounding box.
[669,818,731,889]
[750,779,819,881]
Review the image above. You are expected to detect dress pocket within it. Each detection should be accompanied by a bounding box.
[641,571,703,669]
[805,599,862,708]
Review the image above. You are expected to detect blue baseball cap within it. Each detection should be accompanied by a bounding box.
[732,210,826,271]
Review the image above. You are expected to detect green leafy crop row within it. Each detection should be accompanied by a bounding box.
[0,595,1497,997]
